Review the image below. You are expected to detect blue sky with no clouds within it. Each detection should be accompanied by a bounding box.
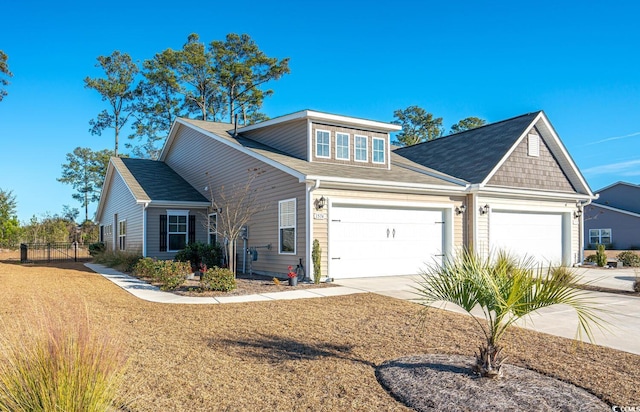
[0,0,639,222]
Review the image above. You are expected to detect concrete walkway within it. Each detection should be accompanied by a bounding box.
[85,263,367,304]
[86,263,640,355]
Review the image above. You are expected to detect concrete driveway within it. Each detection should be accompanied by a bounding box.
[334,268,640,355]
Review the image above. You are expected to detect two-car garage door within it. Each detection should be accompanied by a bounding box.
[329,204,445,278]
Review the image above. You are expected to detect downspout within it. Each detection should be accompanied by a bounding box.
[142,202,149,257]
[576,195,597,264]
[306,180,320,282]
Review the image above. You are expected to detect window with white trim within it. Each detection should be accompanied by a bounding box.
[372,137,385,163]
[336,132,350,160]
[118,220,126,250]
[589,229,611,245]
[315,130,330,158]
[168,210,188,251]
[279,198,296,254]
[355,135,368,162]
[208,213,217,246]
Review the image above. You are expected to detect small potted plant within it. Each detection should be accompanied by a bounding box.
[287,265,298,286]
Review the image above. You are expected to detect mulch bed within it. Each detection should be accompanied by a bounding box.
[377,354,609,411]
[135,272,336,297]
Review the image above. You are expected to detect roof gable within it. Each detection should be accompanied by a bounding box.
[394,111,593,196]
[394,112,539,183]
[487,126,576,192]
[594,181,640,214]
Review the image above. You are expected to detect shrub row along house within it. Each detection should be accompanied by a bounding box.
[95,110,594,279]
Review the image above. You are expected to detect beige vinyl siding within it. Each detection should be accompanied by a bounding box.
[98,171,143,253]
[312,189,465,279]
[310,123,389,169]
[163,124,307,276]
[488,127,576,192]
[145,207,208,260]
[240,119,308,160]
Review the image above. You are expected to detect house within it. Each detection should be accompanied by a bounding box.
[95,109,594,279]
[584,182,640,250]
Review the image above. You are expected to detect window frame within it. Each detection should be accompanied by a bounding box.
[372,137,386,164]
[315,129,331,159]
[167,210,189,252]
[354,135,368,162]
[589,228,612,245]
[118,220,126,251]
[336,132,350,160]
[208,213,217,246]
[278,198,296,255]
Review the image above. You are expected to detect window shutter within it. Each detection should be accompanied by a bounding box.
[160,215,167,252]
[188,215,196,244]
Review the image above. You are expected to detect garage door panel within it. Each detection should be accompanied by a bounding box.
[330,205,444,278]
[490,211,562,266]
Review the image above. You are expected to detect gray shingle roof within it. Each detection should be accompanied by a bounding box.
[118,157,208,203]
[180,118,463,189]
[394,112,541,184]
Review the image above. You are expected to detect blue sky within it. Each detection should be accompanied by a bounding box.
[1,0,639,222]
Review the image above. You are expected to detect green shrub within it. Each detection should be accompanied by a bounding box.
[596,244,607,267]
[201,267,236,292]
[617,251,640,267]
[584,254,597,263]
[132,257,158,278]
[156,260,190,291]
[312,239,322,285]
[88,241,105,256]
[93,250,142,272]
[174,242,223,270]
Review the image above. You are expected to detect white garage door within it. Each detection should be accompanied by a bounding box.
[329,205,444,278]
[490,211,563,266]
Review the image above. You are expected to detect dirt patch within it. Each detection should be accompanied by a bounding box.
[377,354,609,411]
[0,259,638,411]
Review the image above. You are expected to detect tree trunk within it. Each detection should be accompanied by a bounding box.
[473,344,505,379]
[227,239,236,276]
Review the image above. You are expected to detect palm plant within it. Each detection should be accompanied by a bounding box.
[416,250,607,378]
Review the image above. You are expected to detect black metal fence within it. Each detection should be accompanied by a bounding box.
[20,243,92,263]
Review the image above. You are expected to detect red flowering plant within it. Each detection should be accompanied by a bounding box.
[287,265,297,278]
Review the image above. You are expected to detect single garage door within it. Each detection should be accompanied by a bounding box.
[329,204,444,278]
[489,211,563,266]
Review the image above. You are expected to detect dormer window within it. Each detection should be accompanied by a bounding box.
[355,135,368,162]
[373,137,385,163]
[316,130,330,158]
[336,132,350,160]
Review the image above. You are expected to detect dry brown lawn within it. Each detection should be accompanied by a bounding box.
[0,251,638,411]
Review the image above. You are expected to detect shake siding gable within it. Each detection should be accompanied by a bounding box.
[488,128,576,192]
[99,170,143,253]
[163,123,307,275]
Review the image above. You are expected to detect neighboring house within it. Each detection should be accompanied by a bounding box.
[95,109,594,279]
[584,182,640,250]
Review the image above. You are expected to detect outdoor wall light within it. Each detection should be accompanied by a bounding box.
[574,209,583,219]
[317,196,326,210]
[455,204,466,215]
[479,204,490,215]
